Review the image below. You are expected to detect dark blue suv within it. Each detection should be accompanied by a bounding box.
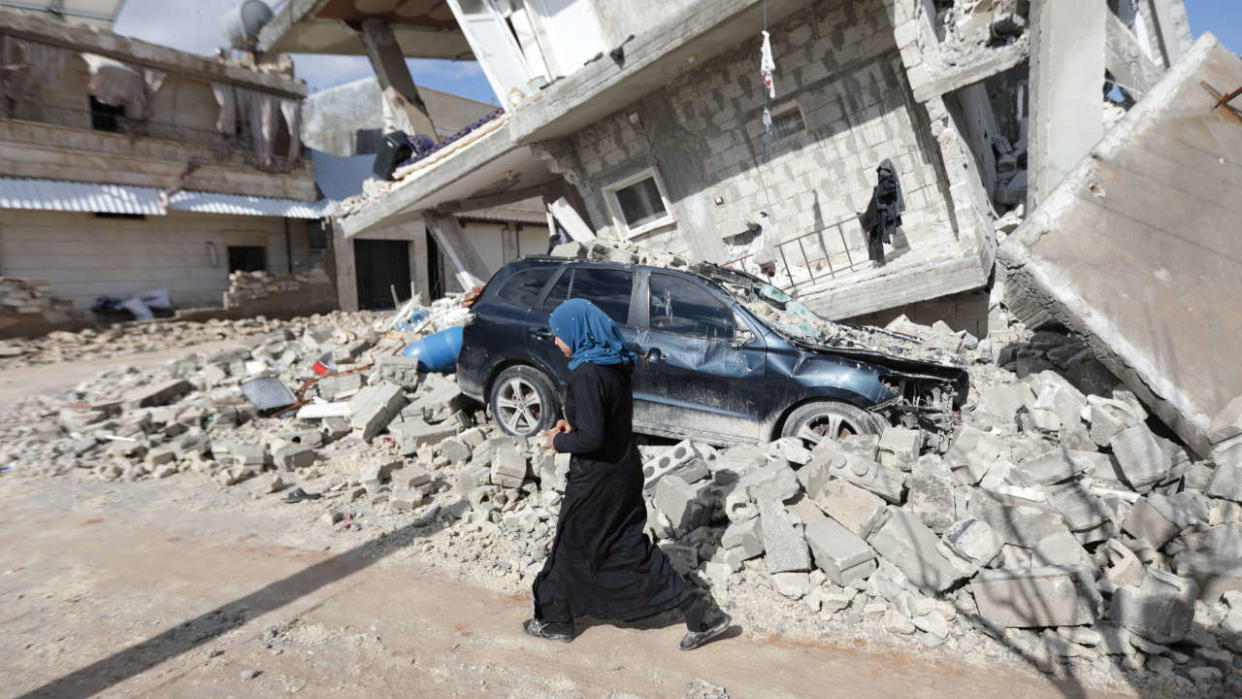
[457,258,967,448]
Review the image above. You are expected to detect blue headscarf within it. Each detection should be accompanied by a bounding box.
[549,298,636,370]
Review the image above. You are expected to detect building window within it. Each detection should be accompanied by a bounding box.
[89,96,125,132]
[227,246,267,273]
[769,101,806,141]
[604,168,675,237]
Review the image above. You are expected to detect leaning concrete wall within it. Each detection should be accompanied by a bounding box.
[561,0,956,266]
[999,34,1242,457]
[0,210,319,309]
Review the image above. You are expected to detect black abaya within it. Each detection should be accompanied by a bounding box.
[532,362,694,624]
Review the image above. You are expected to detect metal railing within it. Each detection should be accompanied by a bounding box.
[724,221,870,293]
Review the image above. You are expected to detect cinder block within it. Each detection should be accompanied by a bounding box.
[273,444,316,470]
[654,475,709,531]
[805,516,877,585]
[812,479,887,539]
[348,383,406,441]
[1109,424,1171,491]
[1111,569,1198,643]
[721,517,764,559]
[126,379,192,408]
[490,444,527,489]
[758,500,811,574]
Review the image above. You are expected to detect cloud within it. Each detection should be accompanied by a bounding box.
[291,55,375,92]
[113,0,241,55]
[408,58,485,81]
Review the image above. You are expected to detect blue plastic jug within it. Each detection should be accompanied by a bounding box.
[401,326,463,372]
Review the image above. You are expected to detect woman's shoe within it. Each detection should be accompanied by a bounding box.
[522,618,574,642]
[678,612,731,651]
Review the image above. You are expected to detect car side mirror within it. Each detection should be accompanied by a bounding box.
[731,328,755,348]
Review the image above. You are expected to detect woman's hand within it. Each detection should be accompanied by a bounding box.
[541,420,572,451]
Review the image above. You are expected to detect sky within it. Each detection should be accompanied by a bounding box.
[110,0,1239,107]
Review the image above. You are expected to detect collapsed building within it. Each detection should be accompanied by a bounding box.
[265,0,1196,335]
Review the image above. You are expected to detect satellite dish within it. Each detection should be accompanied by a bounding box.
[221,0,274,51]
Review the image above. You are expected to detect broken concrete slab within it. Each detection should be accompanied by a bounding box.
[941,517,1003,571]
[805,516,877,586]
[878,426,921,469]
[654,475,709,531]
[348,383,406,441]
[812,478,887,540]
[805,439,903,504]
[972,567,1097,628]
[758,500,811,574]
[721,517,764,560]
[870,509,962,594]
[490,443,527,489]
[909,455,957,534]
[125,379,192,408]
[945,425,1007,484]
[1110,424,1172,492]
[1111,569,1199,644]
[999,35,1242,458]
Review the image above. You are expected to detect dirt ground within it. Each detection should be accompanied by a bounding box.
[0,352,1135,699]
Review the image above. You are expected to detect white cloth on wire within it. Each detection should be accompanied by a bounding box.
[760,30,776,99]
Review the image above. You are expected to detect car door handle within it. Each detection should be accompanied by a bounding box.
[529,327,554,340]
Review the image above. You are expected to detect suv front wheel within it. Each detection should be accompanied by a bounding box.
[488,365,559,438]
[781,400,886,448]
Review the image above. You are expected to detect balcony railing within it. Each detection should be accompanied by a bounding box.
[724,222,871,293]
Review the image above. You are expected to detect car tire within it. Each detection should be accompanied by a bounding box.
[489,365,559,438]
[780,400,886,448]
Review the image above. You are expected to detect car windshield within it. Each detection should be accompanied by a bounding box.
[713,272,965,367]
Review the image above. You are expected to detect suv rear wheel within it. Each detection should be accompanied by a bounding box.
[489,365,559,438]
[781,400,886,448]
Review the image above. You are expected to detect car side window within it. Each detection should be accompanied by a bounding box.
[540,269,571,311]
[496,268,556,309]
[568,268,633,324]
[648,274,736,340]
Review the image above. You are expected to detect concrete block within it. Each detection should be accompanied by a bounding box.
[972,567,1097,628]
[1111,569,1199,644]
[1206,442,1242,502]
[273,444,316,470]
[805,516,877,585]
[231,443,266,467]
[812,478,887,539]
[1030,528,1094,570]
[1016,447,1087,485]
[643,440,710,491]
[909,455,956,534]
[126,379,192,407]
[758,500,811,574]
[653,475,709,531]
[974,382,1034,424]
[374,355,422,388]
[323,416,351,440]
[945,425,1007,484]
[392,465,432,490]
[970,493,1072,546]
[1122,496,1179,549]
[1171,553,1242,601]
[741,461,801,503]
[388,488,426,512]
[807,440,903,503]
[490,444,527,489]
[456,463,492,494]
[439,437,472,464]
[348,383,406,441]
[1086,397,1142,447]
[941,517,1003,568]
[389,418,457,453]
[871,509,963,594]
[768,437,811,466]
[878,426,922,469]
[318,373,363,401]
[1044,479,1107,531]
[1104,539,1146,588]
[1110,424,1172,491]
[721,517,764,560]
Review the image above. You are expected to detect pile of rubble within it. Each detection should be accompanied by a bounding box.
[0,277,82,326]
[222,268,332,309]
[2,283,1241,694]
[0,311,374,369]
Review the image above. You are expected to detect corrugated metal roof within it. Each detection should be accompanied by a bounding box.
[167,190,335,218]
[0,177,165,215]
[0,177,333,219]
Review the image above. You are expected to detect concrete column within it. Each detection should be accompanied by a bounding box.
[501,222,520,263]
[330,219,359,312]
[360,19,436,137]
[1149,0,1194,67]
[1027,0,1106,211]
[424,213,488,290]
[1106,12,1163,99]
[410,225,431,304]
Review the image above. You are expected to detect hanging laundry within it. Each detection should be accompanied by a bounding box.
[210,82,237,137]
[859,159,905,267]
[760,30,776,99]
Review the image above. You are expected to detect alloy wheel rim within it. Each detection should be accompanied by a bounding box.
[496,378,542,434]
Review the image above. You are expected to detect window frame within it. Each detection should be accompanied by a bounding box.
[769,100,806,141]
[603,167,676,238]
[644,271,738,341]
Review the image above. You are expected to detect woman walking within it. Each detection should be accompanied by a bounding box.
[524,298,731,651]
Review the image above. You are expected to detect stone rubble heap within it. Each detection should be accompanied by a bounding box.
[222,268,332,309]
[2,290,1241,695]
[0,311,375,369]
[1,277,76,315]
